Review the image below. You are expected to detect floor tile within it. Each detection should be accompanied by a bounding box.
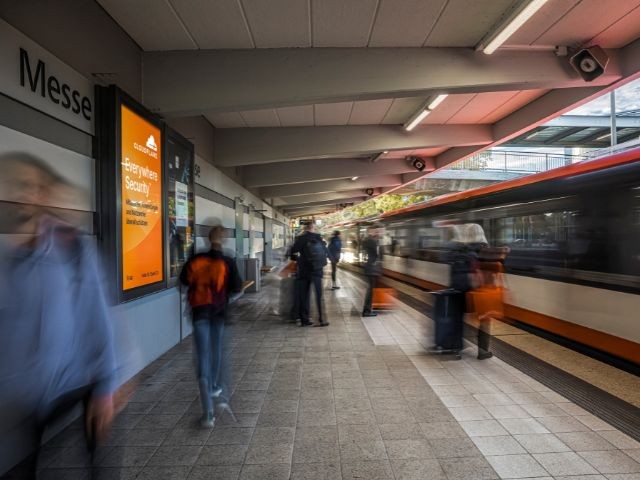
[486,453,549,478]
[188,465,241,480]
[244,442,293,465]
[384,439,434,460]
[499,418,550,435]
[146,446,202,466]
[578,450,640,474]
[556,432,617,451]
[533,452,600,476]
[390,458,447,480]
[513,433,571,454]
[472,435,527,456]
[341,460,394,480]
[197,445,248,465]
[239,463,291,480]
[289,461,343,480]
[438,456,499,480]
[207,427,254,445]
[459,419,510,437]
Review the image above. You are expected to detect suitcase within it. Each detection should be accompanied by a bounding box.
[372,288,396,310]
[430,289,464,355]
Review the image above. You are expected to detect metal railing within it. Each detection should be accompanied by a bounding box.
[448,150,586,174]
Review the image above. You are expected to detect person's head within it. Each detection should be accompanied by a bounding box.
[304,222,315,233]
[464,223,488,245]
[208,225,225,251]
[0,152,68,227]
[333,230,340,237]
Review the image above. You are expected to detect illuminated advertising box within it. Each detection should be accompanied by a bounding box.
[120,104,163,290]
[96,86,167,302]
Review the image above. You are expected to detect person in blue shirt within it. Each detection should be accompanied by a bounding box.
[0,153,117,477]
[328,230,342,290]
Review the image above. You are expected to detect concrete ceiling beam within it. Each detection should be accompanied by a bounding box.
[216,125,489,167]
[244,157,424,188]
[274,189,379,207]
[281,196,366,211]
[142,47,621,116]
[260,175,403,198]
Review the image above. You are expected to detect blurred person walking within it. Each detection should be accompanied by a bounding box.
[0,153,118,478]
[362,227,383,317]
[328,230,342,290]
[180,225,242,428]
[291,222,328,326]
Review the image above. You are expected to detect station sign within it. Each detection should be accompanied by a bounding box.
[0,18,94,134]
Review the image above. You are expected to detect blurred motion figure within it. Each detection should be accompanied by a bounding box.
[180,225,242,428]
[328,230,342,290]
[0,152,117,477]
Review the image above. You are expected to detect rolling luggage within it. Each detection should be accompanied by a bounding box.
[372,287,396,310]
[430,289,464,357]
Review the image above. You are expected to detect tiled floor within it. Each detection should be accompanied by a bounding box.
[15,270,640,479]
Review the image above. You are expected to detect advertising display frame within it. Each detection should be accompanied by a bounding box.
[96,85,167,303]
[164,125,195,287]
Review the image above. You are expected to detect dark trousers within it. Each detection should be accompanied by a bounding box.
[330,261,338,284]
[362,275,376,313]
[478,320,492,354]
[23,385,95,479]
[299,275,324,322]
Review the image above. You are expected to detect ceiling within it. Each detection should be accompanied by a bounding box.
[98,0,640,217]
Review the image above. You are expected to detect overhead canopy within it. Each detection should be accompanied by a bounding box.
[98,0,640,217]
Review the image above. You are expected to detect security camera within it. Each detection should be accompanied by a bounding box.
[569,46,609,82]
[365,188,374,196]
[407,156,426,172]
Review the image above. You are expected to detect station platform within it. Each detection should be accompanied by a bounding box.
[9,269,640,480]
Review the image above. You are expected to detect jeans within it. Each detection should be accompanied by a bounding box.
[299,274,324,322]
[193,316,226,415]
[363,275,376,313]
[331,261,338,284]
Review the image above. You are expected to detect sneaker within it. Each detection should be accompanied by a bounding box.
[315,322,330,327]
[200,411,215,428]
[211,386,223,398]
[362,312,377,317]
[333,286,341,289]
[300,321,313,327]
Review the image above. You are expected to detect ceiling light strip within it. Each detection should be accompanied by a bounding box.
[481,0,549,55]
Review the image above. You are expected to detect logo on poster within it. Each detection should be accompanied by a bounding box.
[146,135,157,152]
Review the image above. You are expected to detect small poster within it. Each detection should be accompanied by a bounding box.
[175,180,188,227]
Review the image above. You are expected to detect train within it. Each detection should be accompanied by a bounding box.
[332,146,640,367]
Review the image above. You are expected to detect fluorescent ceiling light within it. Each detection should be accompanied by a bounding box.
[428,94,448,110]
[525,131,539,140]
[351,176,359,181]
[596,132,611,140]
[481,0,549,55]
[404,109,430,132]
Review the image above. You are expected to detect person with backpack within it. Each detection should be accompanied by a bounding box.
[291,222,329,327]
[362,226,383,317]
[180,225,242,427]
[328,230,342,290]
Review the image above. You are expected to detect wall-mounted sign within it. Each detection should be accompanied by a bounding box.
[0,18,94,134]
[120,104,163,291]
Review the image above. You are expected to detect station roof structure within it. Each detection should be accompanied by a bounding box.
[98,0,640,218]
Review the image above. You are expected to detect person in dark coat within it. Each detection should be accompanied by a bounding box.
[328,230,342,290]
[362,227,383,317]
[291,223,328,327]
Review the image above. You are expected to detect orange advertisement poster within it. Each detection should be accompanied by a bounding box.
[120,104,163,290]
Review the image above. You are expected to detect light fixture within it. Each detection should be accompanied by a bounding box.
[478,0,549,55]
[427,94,448,110]
[370,151,388,163]
[404,109,431,132]
[596,132,611,141]
[351,176,359,181]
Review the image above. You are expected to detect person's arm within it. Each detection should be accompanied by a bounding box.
[226,257,243,293]
[179,258,191,286]
[290,235,304,261]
